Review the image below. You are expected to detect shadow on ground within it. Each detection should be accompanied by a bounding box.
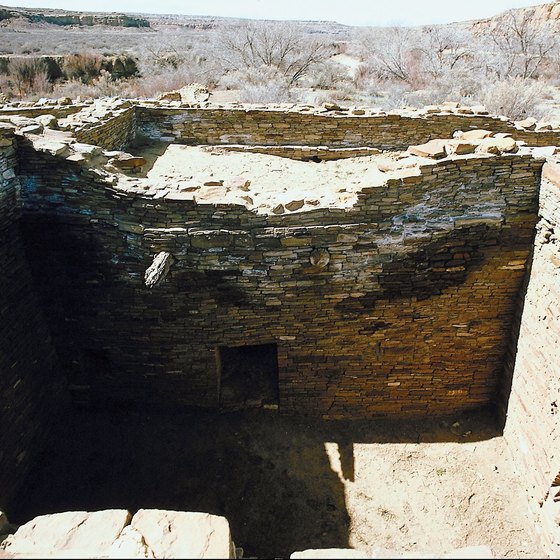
[10,405,501,559]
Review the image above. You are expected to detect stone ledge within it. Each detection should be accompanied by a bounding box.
[0,509,235,559]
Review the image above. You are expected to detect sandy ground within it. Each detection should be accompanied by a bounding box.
[146,145,386,210]
[10,406,544,559]
[126,142,412,213]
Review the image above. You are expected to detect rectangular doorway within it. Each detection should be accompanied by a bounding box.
[217,343,279,409]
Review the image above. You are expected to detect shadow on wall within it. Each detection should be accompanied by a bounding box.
[9,405,500,558]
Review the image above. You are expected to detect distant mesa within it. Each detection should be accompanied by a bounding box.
[0,4,150,27]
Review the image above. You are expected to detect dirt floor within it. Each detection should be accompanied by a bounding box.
[10,405,544,559]
[124,142,392,214]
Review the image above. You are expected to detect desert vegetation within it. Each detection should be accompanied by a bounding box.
[1,4,560,119]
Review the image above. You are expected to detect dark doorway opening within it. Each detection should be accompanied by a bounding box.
[218,343,279,409]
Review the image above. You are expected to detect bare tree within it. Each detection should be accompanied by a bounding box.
[483,10,557,78]
[357,26,423,84]
[416,26,472,78]
[217,21,334,86]
[9,57,51,97]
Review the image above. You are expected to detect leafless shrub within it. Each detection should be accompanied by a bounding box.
[304,60,349,90]
[0,74,15,100]
[376,81,413,110]
[8,57,51,97]
[216,21,334,87]
[480,11,558,79]
[352,63,376,91]
[219,65,291,103]
[238,81,292,104]
[63,53,102,83]
[358,26,422,84]
[478,77,549,119]
[52,70,121,99]
[416,26,472,79]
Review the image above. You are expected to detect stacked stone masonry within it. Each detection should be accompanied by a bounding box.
[136,104,560,149]
[501,163,560,557]
[0,99,559,553]
[15,119,542,419]
[0,124,66,511]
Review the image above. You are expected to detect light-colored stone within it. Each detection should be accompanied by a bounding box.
[446,140,477,155]
[322,102,342,111]
[291,549,369,559]
[109,526,155,558]
[30,137,70,157]
[459,129,494,141]
[179,84,210,104]
[20,123,43,135]
[144,251,174,289]
[108,152,146,171]
[516,117,537,130]
[408,139,448,159]
[225,176,251,191]
[158,91,182,102]
[477,136,518,154]
[0,510,131,557]
[443,545,493,558]
[131,509,234,559]
[535,122,552,131]
[35,114,58,129]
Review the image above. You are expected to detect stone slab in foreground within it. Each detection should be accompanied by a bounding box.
[290,545,493,559]
[0,509,235,559]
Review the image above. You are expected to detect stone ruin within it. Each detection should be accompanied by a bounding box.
[0,97,558,558]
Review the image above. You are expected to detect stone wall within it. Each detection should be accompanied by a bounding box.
[137,105,560,150]
[0,105,83,119]
[217,144,381,161]
[0,124,66,510]
[16,135,542,417]
[71,102,136,151]
[501,161,560,556]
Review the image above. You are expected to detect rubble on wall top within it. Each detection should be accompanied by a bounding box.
[2,96,560,131]
[8,117,545,217]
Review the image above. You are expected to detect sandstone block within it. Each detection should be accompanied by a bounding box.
[477,137,518,154]
[144,251,174,289]
[179,84,210,104]
[158,91,182,102]
[322,102,342,111]
[291,549,368,559]
[109,525,155,558]
[35,114,58,129]
[458,129,493,141]
[285,199,305,212]
[446,140,477,155]
[20,123,43,135]
[516,117,537,130]
[408,139,447,159]
[131,509,234,559]
[0,510,131,557]
[443,545,493,558]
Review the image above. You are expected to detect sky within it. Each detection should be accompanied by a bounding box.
[0,0,549,27]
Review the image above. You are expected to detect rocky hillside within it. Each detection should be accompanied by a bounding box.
[0,4,149,27]
[470,0,560,33]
